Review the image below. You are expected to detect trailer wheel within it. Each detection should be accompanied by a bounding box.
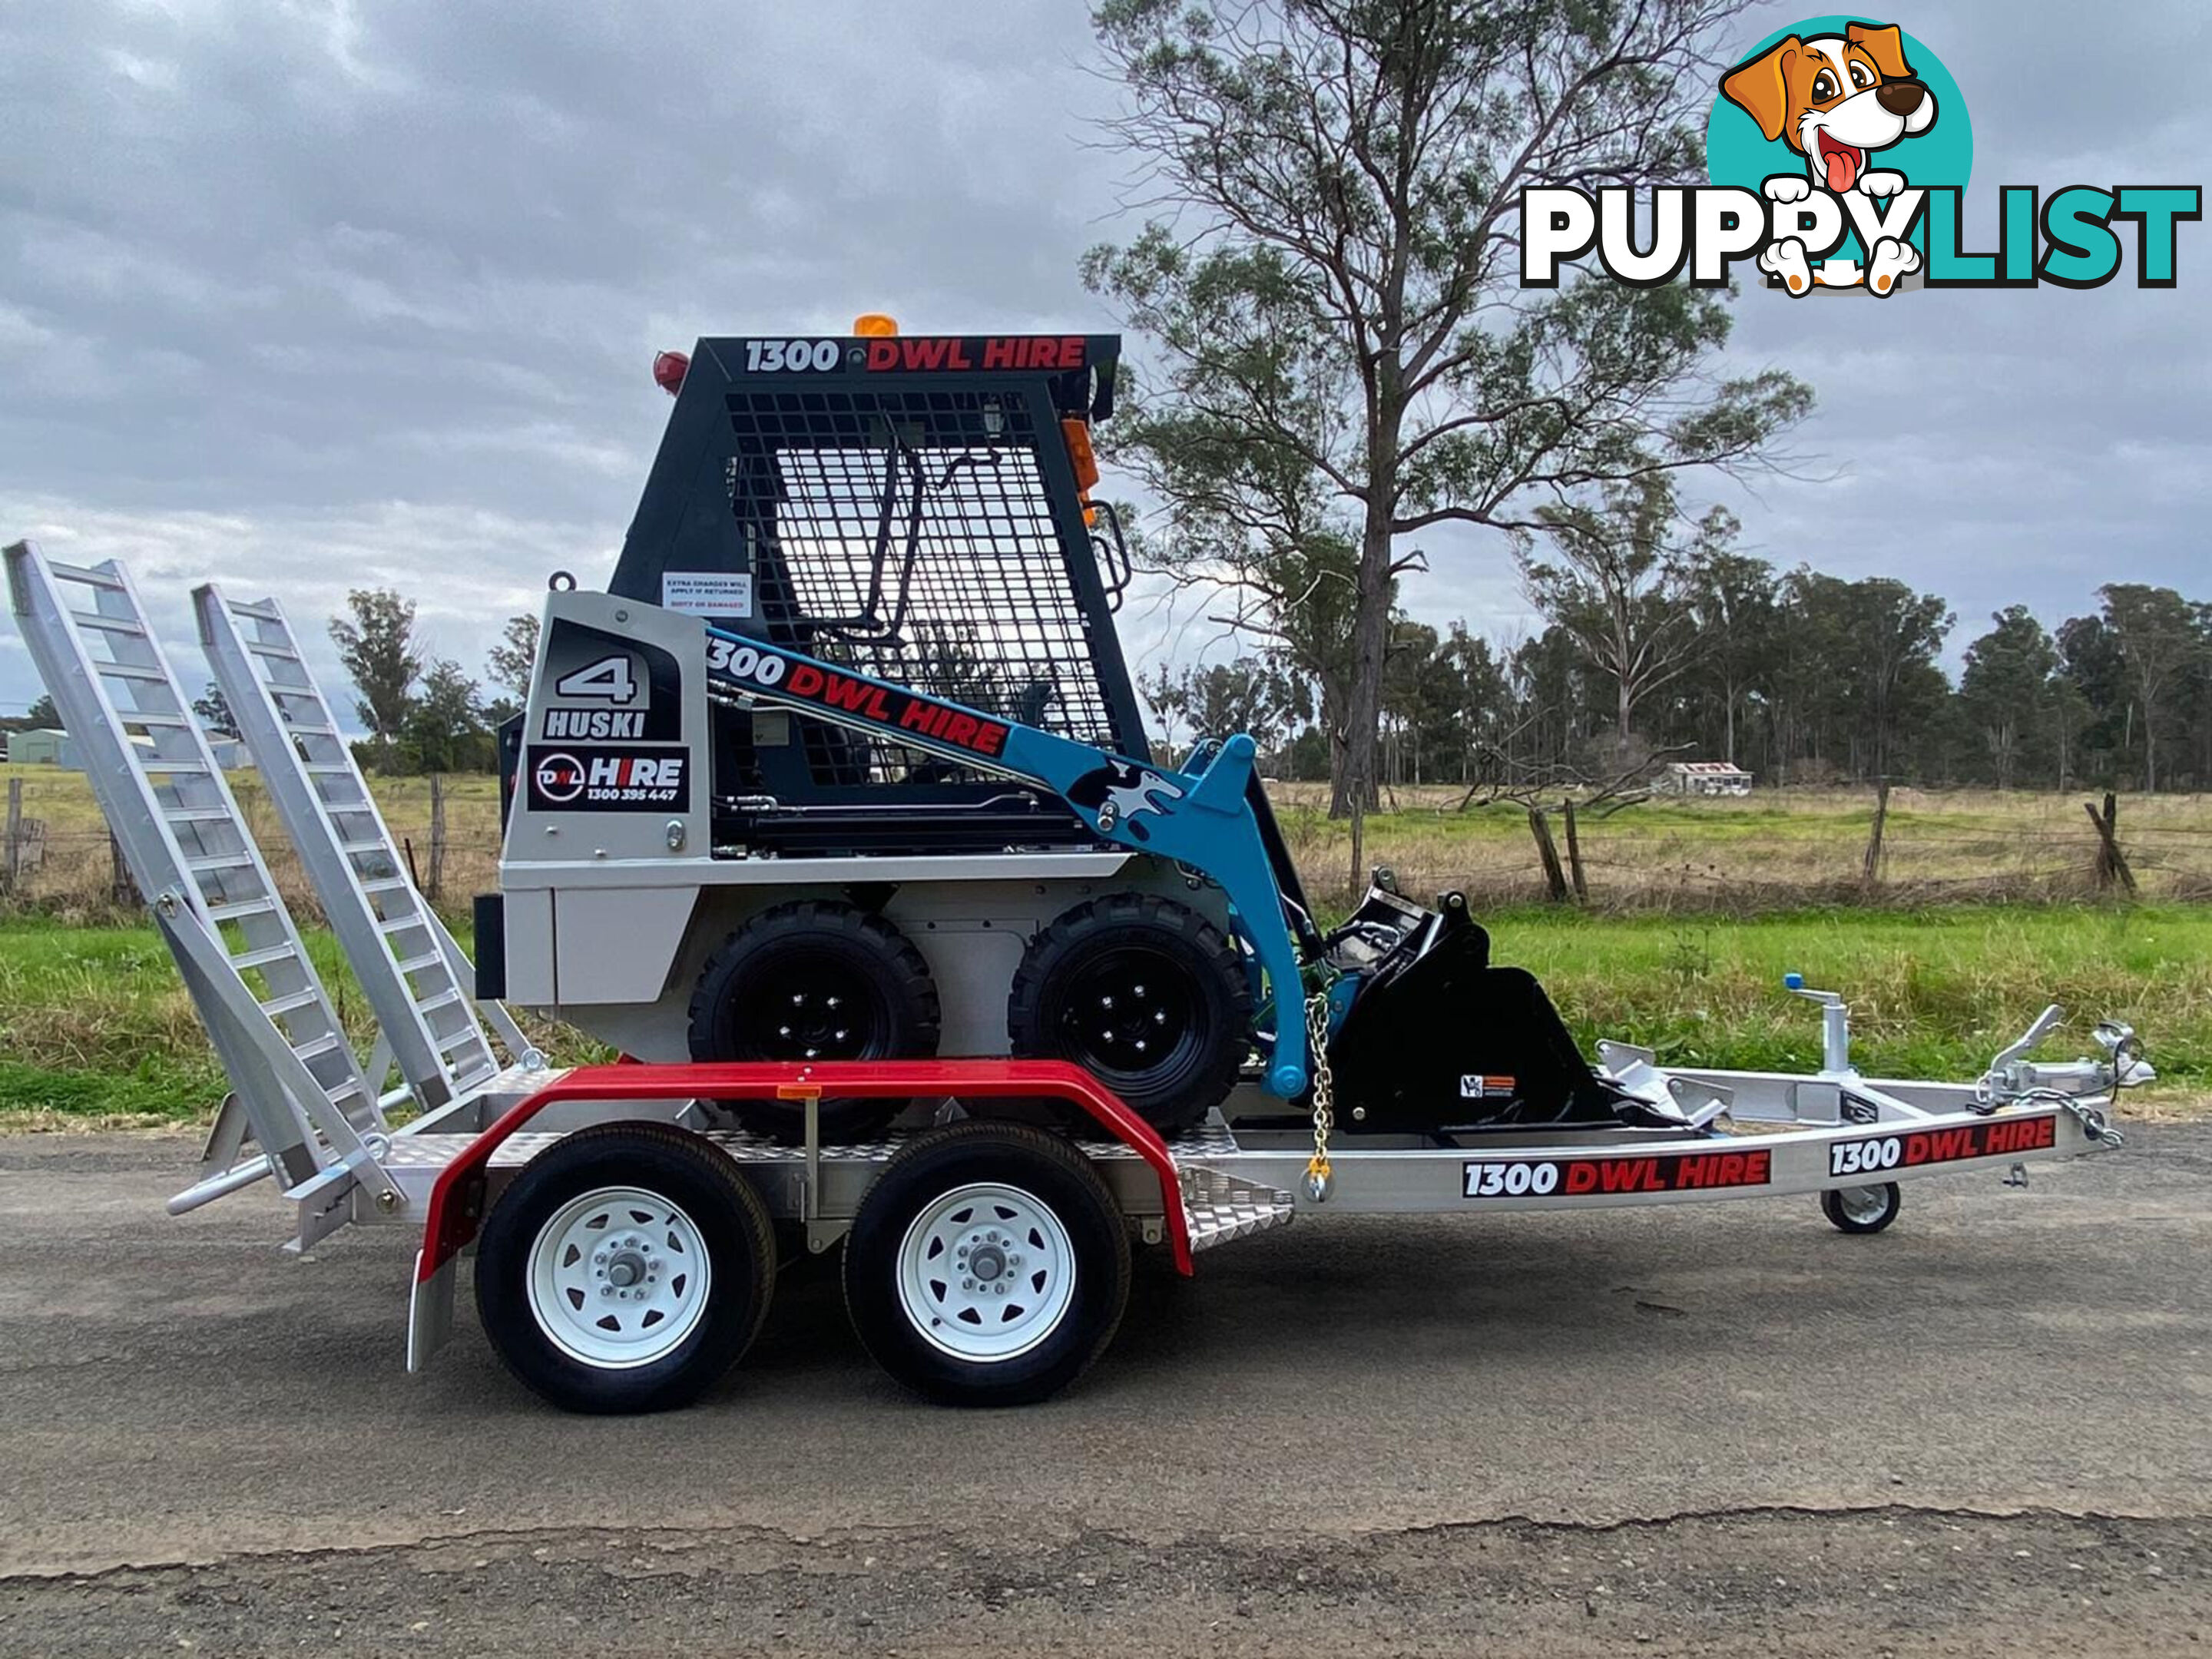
[1823,1181,1902,1234]
[843,1122,1131,1407]
[688,899,941,1141]
[1006,893,1250,1134]
[476,1123,775,1413]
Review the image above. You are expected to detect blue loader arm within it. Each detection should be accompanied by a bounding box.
[703,625,1311,1099]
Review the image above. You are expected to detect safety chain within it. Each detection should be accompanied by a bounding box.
[1303,992,1336,1200]
[2005,1088,2128,1150]
[2063,1097,2124,1149]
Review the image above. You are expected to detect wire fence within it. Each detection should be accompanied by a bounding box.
[0,768,508,922]
[1260,782,2212,912]
[4,765,2210,922]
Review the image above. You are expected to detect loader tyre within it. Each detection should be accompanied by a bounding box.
[476,1122,775,1414]
[843,1121,1131,1406]
[688,899,941,1142]
[1006,893,1250,1134]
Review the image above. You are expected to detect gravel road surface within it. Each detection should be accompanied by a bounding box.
[2,1126,2204,1654]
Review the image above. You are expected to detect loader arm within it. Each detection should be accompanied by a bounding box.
[700,624,1313,1100]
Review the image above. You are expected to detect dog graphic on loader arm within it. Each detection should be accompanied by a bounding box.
[1720,21,1939,296]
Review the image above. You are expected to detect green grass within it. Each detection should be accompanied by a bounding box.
[2,903,2204,1126]
[1485,903,2212,1084]
[0,918,355,1125]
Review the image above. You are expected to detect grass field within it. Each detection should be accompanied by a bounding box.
[4,760,2207,1127]
[0,912,593,1129]
[1266,783,2212,908]
[4,903,2204,1128]
[8,764,2210,917]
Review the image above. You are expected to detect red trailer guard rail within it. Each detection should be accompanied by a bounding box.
[418,1059,1195,1279]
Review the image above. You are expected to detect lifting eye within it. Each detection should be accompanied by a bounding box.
[1811,69,1839,103]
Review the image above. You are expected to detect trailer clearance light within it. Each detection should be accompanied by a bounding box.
[852,313,899,337]
[652,351,690,396]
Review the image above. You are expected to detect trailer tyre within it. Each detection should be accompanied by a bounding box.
[843,1122,1131,1407]
[688,899,941,1141]
[477,1123,775,1413]
[1006,894,1250,1134]
[1822,1181,1902,1234]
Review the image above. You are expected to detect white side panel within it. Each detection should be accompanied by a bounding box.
[555,886,700,1005]
[503,591,711,868]
[908,921,1031,1055]
[503,888,557,1005]
[542,860,1227,1061]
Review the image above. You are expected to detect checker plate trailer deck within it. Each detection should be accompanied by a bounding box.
[2,321,2151,1413]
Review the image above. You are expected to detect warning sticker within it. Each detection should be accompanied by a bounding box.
[661,571,753,618]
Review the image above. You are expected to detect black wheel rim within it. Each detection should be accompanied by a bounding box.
[725,955,889,1062]
[1049,944,1207,1089]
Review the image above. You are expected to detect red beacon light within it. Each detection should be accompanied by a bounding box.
[652,350,690,396]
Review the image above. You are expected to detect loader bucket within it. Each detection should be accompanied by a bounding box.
[1326,902,1638,1134]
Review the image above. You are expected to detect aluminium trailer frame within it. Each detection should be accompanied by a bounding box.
[374,1048,2130,1384]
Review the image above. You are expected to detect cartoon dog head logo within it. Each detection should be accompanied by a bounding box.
[1723,24,1936,199]
[1710,17,1971,296]
[1064,761,1184,842]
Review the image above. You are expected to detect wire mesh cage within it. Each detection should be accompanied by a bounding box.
[724,386,1129,786]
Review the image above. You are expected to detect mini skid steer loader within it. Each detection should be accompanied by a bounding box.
[485,321,1654,1147]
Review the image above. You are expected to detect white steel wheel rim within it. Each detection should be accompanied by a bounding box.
[1838,1184,1892,1225]
[526,1186,712,1369]
[896,1182,1077,1363]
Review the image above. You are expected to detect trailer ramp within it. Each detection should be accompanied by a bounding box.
[4,541,399,1227]
[196,582,538,1111]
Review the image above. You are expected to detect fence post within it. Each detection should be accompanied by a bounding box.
[109,831,141,909]
[1527,806,1571,902]
[2085,791,2137,896]
[428,773,447,902]
[2,777,20,896]
[1860,780,1890,890]
[1561,796,1589,904]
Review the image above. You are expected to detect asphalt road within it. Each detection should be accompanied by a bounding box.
[1,1125,2207,1655]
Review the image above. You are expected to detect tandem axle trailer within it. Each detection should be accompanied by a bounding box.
[380,1043,2129,1412]
[5,517,2147,1412]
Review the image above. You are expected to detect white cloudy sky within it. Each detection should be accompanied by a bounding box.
[2,0,2206,720]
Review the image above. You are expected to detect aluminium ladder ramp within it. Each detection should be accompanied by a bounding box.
[195,584,532,1111]
[2,541,396,1213]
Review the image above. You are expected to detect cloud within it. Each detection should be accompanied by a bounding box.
[1,495,613,717]
[2,0,2205,724]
